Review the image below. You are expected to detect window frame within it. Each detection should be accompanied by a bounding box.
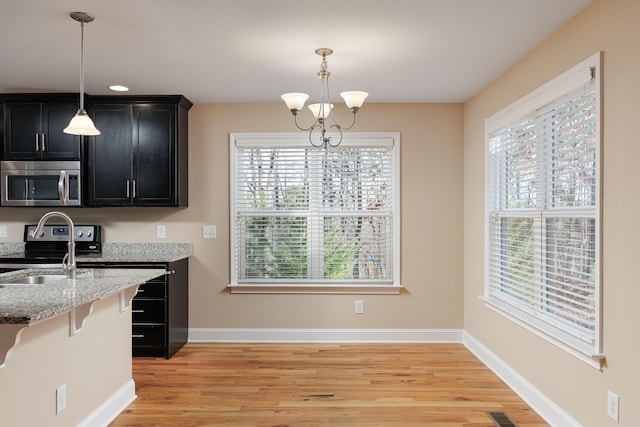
[229,132,402,294]
[484,52,603,368]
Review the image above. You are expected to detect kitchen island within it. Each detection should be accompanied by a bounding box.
[0,267,165,427]
[0,242,193,359]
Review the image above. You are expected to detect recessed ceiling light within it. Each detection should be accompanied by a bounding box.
[109,85,130,92]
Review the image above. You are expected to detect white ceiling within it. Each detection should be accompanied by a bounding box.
[0,0,592,104]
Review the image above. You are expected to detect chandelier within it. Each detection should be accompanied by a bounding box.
[281,48,368,148]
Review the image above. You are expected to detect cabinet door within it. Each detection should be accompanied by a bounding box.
[3,103,81,159]
[40,103,81,159]
[3,103,41,159]
[133,104,176,205]
[87,104,133,205]
[166,258,189,358]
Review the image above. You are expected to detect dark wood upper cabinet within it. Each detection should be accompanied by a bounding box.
[1,94,82,160]
[87,95,191,207]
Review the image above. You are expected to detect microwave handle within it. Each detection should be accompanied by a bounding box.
[58,170,67,203]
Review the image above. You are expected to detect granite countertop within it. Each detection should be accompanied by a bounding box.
[0,267,165,325]
[0,242,192,263]
[93,242,192,262]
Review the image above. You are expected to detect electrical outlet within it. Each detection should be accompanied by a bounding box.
[56,384,67,414]
[608,390,619,422]
[203,225,216,239]
[0,225,7,238]
[355,300,364,314]
[156,225,166,239]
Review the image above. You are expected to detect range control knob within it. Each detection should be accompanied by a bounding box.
[76,231,84,238]
[87,231,93,238]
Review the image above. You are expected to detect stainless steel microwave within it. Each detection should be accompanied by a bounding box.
[0,160,82,207]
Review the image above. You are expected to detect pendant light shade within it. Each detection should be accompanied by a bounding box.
[64,11,100,136]
[64,109,101,135]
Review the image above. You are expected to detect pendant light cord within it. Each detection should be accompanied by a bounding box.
[79,20,85,112]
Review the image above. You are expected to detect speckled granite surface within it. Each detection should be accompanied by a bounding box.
[0,267,165,324]
[0,243,24,256]
[0,242,192,263]
[94,243,192,262]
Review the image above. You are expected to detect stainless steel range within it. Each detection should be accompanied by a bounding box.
[24,224,102,259]
[0,224,101,268]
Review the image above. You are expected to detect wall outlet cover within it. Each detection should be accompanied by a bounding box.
[608,390,619,422]
[203,225,216,239]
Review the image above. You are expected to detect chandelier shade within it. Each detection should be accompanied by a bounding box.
[281,93,310,113]
[281,48,367,148]
[308,103,333,120]
[340,91,369,111]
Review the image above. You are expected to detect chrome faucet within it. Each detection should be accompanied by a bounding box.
[33,211,76,279]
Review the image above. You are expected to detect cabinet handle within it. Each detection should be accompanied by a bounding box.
[41,133,46,151]
[58,171,67,204]
[126,180,130,197]
[132,180,137,198]
[132,334,145,338]
[132,310,145,313]
[35,134,39,151]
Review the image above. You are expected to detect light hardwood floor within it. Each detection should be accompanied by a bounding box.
[110,343,548,426]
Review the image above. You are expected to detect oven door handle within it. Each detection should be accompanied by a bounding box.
[58,170,67,204]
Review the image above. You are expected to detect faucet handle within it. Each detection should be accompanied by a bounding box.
[62,253,70,271]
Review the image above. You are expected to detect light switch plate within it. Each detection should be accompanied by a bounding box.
[56,384,67,414]
[203,225,216,239]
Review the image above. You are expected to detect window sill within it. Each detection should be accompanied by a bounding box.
[481,296,605,370]
[228,284,403,295]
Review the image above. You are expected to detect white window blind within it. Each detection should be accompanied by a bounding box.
[485,53,602,359]
[230,133,400,293]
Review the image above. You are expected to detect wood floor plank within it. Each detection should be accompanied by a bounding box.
[110,343,548,427]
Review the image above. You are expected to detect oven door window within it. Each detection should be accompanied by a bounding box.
[7,175,61,201]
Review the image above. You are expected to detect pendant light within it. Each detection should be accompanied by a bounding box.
[64,11,100,136]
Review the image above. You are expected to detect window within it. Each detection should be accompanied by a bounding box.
[485,53,602,364]
[230,132,400,294]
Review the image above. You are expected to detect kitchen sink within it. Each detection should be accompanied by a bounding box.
[0,274,67,287]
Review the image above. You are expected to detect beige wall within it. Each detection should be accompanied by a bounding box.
[464,0,640,425]
[0,102,464,330]
[0,293,133,426]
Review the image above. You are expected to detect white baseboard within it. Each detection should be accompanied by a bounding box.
[463,331,581,427]
[78,379,137,427]
[189,328,463,343]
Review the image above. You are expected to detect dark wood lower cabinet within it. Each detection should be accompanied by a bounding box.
[79,258,189,358]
